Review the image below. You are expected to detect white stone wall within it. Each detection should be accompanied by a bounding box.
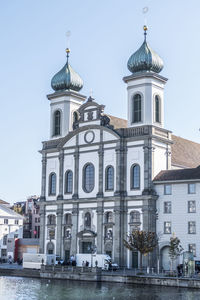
[155,181,200,260]
[126,142,144,196]
[126,76,166,128]
[46,156,59,201]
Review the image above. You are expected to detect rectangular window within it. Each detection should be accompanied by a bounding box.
[164,184,172,195]
[188,183,196,194]
[164,221,171,234]
[14,234,18,239]
[189,244,196,257]
[164,201,171,213]
[15,220,19,225]
[188,221,196,234]
[35,218,37,223]
[4,219,8,225]
[188,201,196,213]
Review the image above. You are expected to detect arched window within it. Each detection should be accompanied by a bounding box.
[83,163,95,193]
[65,170,73,194]
[105,212,113,223]
[73,111,78,122]
[131,164,140,189]
[155,95,160,123]
[84,212,91,228]
[49,173,56,195]
[47,214,56,225]
[130,211,140,223]
[54,110,61,136]
[65,213,72,225]
[133,94,141,123]
[105,166,114,190]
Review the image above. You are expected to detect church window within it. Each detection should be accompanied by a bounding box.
[130,211,140,223]
[84,212,91,228]
[83,163,95,193]
[131,164,140,189]
[47,214,56,225]
[65,170,73,194]
[73,111,78,122]
[65,213,72,225]
[54,110,61,136]
[105,212,113,223]
[49,173,56,195]
[155,95,161,123]
[133,94,141,123]
[105,166,114,190]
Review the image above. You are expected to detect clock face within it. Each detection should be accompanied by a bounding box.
[84,131,95,144]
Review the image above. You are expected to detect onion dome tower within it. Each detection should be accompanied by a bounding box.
[123,26,168,129]
[51,48,83,92]
[47,48,86,139]
[127,26,164,74]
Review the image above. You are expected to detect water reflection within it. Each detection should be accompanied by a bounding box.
[0,276,199,300]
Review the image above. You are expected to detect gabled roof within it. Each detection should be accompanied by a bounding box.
[0,203,24,219]
[0,199,10,205]
[153,166,200,182]
[171,135,200,168]
[106,115,127,129]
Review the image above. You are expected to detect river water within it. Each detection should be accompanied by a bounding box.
[0,276,199,300]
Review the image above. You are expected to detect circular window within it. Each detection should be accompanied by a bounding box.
[84,131,95,144]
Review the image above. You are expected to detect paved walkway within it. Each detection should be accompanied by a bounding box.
[0,263,22,269]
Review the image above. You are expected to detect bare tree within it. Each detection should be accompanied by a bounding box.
[124,230,158,270]
[168,235,183,273]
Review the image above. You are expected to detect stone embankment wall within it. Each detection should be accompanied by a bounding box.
[1,266,200,289]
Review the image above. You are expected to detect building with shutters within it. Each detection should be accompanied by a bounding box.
[38,26,200,269]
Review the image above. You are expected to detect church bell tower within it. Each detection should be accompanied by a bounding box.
[123,26,168,129]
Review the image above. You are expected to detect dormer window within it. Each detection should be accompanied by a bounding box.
[133,94,141,123]
[155,95,161,123]
[54,110,61,136]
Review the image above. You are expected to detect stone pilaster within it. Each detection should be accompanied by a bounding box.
[57,150,64,200]
[142,196,158,268]
[40,152,47,201]
[96,202,104,253]
[72,150,79,199]
[97,143,104,198]
[56,204,63,256]
[71,204,79,255]
[166,145,171,170]
[143,139,155,195]
[113,202,121,266]
[39,204,45,253]
[114,139,127,196]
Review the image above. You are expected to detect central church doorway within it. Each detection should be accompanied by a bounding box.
[82,242,92,253]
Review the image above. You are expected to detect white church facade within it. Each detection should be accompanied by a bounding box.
[39,27,200,270]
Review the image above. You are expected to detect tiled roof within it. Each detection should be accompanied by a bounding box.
[106,114,128,129]
[153,166,200,182]
[0,199,9,205]
[171,135,200,168]
[42,112,200,170]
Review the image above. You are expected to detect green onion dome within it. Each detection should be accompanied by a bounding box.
[51,48,83,92]
[127,26,164,74]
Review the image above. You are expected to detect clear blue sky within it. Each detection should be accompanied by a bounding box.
[0,0,200,203]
